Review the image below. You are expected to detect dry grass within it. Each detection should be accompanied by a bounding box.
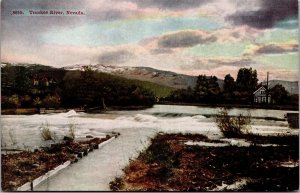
[110,133,299,191]
[215,108,251,138]
[40,122,53,141]
[67,123,76,140]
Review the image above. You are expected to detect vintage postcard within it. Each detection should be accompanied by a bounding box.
[1,0,299,191]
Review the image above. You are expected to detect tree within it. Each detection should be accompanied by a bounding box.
[168,87,194,103]
[222,74,236,102]
[14,66,31,95]
[270,84,289,104]
[223,74,235,93]
[236,68,258,103]
[236,68,258,93]
[194,75,220,103]
[194,75,209,101]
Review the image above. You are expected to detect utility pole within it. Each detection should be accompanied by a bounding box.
[266,72,269,105]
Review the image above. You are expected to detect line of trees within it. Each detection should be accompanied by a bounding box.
[1,64,297,109]
[1,64,155,110]
[165,67,296,105]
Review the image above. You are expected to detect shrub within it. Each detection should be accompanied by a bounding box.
[67,123,76,140]
[41,122,53,141]
[7,95,20,108]
[8,128,17,146]
[109,177,124,191]
[42,95,61,109]
[33,97,42,108]
[20,95,32,108]
[216,108,251,138]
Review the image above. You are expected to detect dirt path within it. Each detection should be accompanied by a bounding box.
[34,127,157,191]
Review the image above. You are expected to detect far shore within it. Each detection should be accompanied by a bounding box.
[1,102,298,115]
[157,101,299,111]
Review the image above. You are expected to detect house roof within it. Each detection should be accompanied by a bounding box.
[253,86,267,95]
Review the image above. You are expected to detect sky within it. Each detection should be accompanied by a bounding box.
[1,0,299,81]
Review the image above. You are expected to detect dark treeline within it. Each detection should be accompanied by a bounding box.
[1,64,298,110]
[1,64,155,109]
[165,68,298,106]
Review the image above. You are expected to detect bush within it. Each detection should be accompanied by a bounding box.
[42,95,61,109]
[41,122,53,141]
[216,108,251,138]
[7,95,20,108]
[109,177,124,191]
[67,123,76,140]
[33,97,42,108]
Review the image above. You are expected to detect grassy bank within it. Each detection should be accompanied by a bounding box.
[110,133,299,191]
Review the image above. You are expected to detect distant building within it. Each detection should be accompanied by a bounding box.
[253,86,272,104]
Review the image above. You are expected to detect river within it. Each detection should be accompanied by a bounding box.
[1,105,298,190]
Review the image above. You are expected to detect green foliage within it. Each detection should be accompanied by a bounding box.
[1,64,31,95]
[62,70,156,108]
[223,74,236,93]
[7,95,20,108]
[167,87,194,102]
[42,95,61,109]
[236,68,258,93]
[194,75,220,103]
[270,84,289,104]
[133,80,174,98]
[33,97,42,108]
[216,108,251,138]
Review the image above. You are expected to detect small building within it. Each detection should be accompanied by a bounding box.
[253,86,272,104]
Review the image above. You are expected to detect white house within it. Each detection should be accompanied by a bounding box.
[253,86,272,104]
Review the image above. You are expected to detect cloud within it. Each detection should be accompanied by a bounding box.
[254,44,298,54]
[126,0,213,10]
[180,57,255,71]
[150,48,173,55]
[244,44,298,55]
[98,50,134,64]
[211,26,263,43]
[227,0,298,29]
[158,30,216,48]
[208,58,254,66]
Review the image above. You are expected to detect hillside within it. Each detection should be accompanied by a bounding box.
[262,80,298,95]
[64,64,224,90]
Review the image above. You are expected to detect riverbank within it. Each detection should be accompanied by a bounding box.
[110,133,299,191]
[1,105,153,115]
[2,102,298,115]
[158,101,299,111]
[1,135,115,191]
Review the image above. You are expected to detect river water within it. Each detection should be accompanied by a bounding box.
[1,105,298,190]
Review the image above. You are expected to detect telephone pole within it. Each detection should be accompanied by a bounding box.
[266,72,269,105]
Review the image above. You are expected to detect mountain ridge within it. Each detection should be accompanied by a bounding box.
[64,64,299,94]
[63,64,223,90]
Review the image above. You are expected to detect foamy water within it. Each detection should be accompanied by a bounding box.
[1,105,297,150]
